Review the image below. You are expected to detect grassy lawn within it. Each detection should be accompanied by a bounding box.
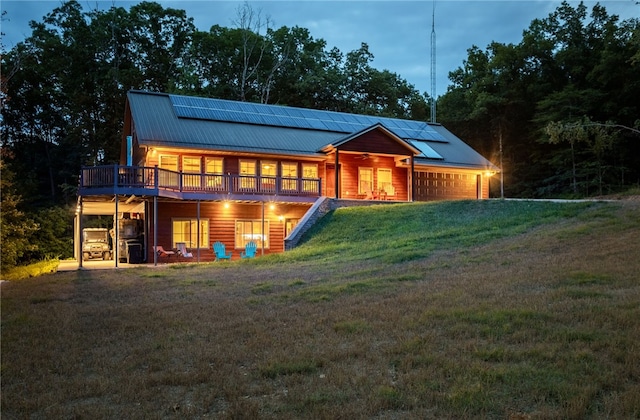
[2,199,639,419]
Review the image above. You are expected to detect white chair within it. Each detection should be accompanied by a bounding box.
[176,242,193,258]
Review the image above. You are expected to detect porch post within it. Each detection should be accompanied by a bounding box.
[196,200,201,263]
[334,150,340,199]
[410,156,415,202]
[78,197,83,269]
[153,195,158,266]
[261,201,265,256]
[114,195,119,268]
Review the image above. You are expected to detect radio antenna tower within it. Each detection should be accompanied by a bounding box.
[430,0,437,123]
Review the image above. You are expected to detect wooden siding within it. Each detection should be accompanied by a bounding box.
[147,201,311,262]
[338,128,414,156]
[329,154,409,200]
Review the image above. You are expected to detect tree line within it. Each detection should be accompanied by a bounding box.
[1,1,638,268]
[438,2,640,197]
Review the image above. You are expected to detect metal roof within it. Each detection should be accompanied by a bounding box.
[127,90,498,170]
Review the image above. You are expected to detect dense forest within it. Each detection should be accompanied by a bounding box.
[1,1,639,268]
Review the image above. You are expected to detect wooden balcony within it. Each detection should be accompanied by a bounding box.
[79,165,322,202]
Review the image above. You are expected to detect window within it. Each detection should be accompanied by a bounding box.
[261,161,277,177]
[239,160,256,189]
[172,218,209,248]
[205,157,224,189]
[302,163,318,193]
[159,155,178,171]
[182,156,201,189]
[285,218,299,238]
[235,220,269,249]
[260,161,277,192]
[282,162,298,191]
[182,156,201,173]
[205,157,223,174]
[377,168,392,194]
[158,155,179,187]
[358,167,374,195]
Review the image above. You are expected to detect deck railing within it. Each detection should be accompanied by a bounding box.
[80,165,321,197]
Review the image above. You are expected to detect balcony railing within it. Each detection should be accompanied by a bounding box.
[80,165,321,197]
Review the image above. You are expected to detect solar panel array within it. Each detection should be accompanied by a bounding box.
[169,95,447,142]
[407,140,444,160]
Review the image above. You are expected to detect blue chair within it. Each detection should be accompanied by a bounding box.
[241,241,257,258]
[213,241,232,261]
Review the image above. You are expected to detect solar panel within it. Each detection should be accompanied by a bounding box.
[408,140,444,160]
[169,94,447,142]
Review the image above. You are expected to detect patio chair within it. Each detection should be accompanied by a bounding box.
[213,241,232,261]
[154,245,175,258]
[176,242,193,258]
[241,241,257,259]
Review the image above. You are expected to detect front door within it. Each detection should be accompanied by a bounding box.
[326,163,341,198]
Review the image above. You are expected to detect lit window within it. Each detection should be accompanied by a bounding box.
[359,167,373,195]
[172,218,209,248]
[260,161,277,192]
[182,157,201,189]
[235,220,269,249]
[239,160,256,189]
[282,162,298,191]
[158,155,179,187]
[205,157,224,189]
[302,163,318,193]
[159,155,178,171]
[182,156,201,173]
[205,157,223,174]
[377,168,392,194]
[261,161,277,177]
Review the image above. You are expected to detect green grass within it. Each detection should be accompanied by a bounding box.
[2,199,640,419]
[1,258,60,281]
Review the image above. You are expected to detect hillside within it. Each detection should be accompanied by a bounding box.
[2,199,639,418]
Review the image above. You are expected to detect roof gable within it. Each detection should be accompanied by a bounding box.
[322,123,420,156]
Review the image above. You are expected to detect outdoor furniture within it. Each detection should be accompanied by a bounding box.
[176,242,193,258]
[213,241,232,261]
[154,245,175,258]
[241,241,257,259]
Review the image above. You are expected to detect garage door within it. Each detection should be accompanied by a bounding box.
[414,171,479,201]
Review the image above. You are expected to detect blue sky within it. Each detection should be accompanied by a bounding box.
[2,1,638,97]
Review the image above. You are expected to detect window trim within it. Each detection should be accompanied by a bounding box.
[235,219,269,249]
[358,167,374,195]
[171,218,209,249]
[182,156,201,173]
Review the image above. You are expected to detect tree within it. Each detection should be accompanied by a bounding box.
[0,159,39,269]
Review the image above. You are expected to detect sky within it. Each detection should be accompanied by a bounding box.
[1,0,638,97]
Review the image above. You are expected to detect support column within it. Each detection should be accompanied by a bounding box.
[196,200,201,263]
[153,196,158,266]
[410,156,415,202]
[261,201,265,256]
[78,197,83,269]
[334,150,340,199]
[114,195,119,268]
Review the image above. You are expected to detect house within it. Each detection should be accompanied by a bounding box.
[76,90,499,265]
